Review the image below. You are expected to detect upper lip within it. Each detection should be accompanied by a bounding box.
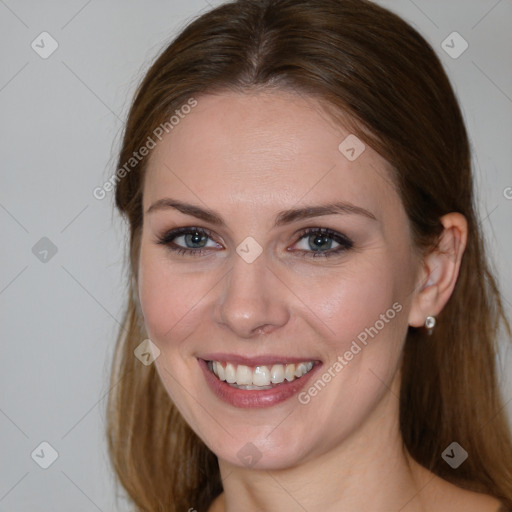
[198,353,321,366]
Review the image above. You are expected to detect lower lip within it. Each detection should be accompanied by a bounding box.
[198,359,322,408]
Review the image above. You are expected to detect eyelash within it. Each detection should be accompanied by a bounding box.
[156,226,354,259]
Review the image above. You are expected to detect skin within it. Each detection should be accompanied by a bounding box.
[137,90,502,511]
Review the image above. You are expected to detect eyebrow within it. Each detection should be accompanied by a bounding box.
[146,198,377,227]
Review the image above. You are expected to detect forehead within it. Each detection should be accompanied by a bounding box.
[143,91,399,221]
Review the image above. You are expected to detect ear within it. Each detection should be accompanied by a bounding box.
[408,213,468,328]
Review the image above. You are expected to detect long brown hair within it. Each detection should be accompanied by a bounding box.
[106,0,512,510]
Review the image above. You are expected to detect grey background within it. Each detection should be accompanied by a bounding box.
[0,0,511,510]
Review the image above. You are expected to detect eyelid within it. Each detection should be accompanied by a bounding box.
[156,226,220,246]
[292,226,353,245]
[288,227,354,258]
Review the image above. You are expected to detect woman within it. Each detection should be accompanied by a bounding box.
[106,0,512,510]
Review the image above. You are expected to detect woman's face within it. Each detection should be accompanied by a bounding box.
[138,90,421,469]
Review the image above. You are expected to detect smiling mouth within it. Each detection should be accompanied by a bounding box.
[206,360,316,390]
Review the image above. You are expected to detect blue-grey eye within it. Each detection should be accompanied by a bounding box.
[295,232,341,252]
[291,228,353,258]
[183,231,208,248]
[157,227,220,251]
[307,233,335,251]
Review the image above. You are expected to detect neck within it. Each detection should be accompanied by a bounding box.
[217,374,428,512]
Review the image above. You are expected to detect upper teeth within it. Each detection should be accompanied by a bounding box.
[209,361,314,388]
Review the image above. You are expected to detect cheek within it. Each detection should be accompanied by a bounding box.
[292,261,405,348]
[138,248,170,339]
[137,245,207,345]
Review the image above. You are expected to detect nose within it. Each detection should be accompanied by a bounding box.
[214,250,290,339]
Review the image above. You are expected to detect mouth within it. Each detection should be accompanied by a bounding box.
[207,360,315,390]
[198,355,321,408]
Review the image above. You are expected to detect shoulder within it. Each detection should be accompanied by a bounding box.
[409,462,506,512]
[424,484,505,512]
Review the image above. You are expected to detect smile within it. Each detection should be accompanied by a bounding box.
[207,360,315,389]
[198,356,321,408]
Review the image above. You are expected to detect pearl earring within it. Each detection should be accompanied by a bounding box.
[425,315,436,335]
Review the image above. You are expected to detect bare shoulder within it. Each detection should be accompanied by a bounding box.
[411,464,505,512]
[441,486,506,512]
